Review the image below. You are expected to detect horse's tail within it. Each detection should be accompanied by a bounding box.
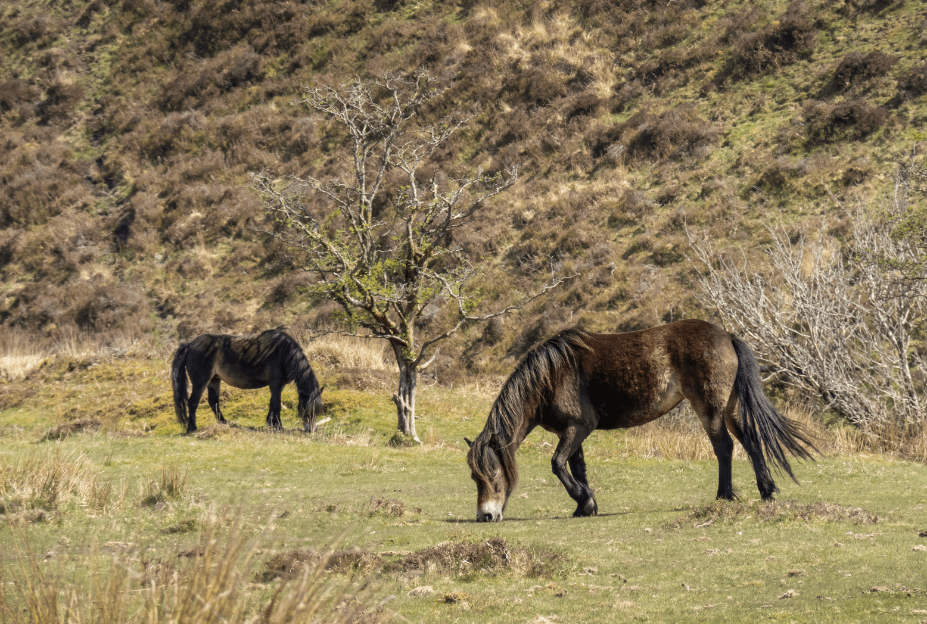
[730,337,817,484]
[171,343,190,429]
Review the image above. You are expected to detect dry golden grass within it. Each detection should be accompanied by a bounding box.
[0,449,126,522]
[0,329,164,382]
[0,521,386,624]
[609,402,927,463]
[299,330,390,371]
[0,334,50,381]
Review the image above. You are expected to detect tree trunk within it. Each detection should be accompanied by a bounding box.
[390,344,419,441]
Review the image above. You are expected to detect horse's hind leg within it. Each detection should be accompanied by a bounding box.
[186,381,207,434]
[689,396,736,500]
[724,394,777,500]
[266,381,283,430]
[207,379,227,424]
[551,427,598,517]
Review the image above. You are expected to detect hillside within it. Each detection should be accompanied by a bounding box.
[1,0,926,379]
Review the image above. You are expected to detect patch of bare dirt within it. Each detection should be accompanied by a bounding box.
[383,537,566,578]
[39,418,101,441]
[259,548,383,582]
[669,499,880,529]
[367,497,420,518]
[259,538,568,583]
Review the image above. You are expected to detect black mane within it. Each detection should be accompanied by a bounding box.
[468,329,590,491]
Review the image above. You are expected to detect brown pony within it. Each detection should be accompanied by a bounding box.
[465,320,816,522]
[171,329,323,434]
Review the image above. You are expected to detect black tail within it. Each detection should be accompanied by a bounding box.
[731,337,817,484]
[171,343,190,430]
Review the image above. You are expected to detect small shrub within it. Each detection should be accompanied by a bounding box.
[818,51,897,98]
[619,105,718,163]
[505,66,569,107]
[157,45,263,112]
[715,1,818,84]
[37,80,84,126]
[756,156,808,190]
[802,98,890,143]
[0,79,40,118]
[894,62,927,102]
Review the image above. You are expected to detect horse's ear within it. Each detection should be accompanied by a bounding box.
[464,437,473,449]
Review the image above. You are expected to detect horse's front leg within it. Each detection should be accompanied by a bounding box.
[568,444,598,516]
[551,427,597,517]
[266,382,283,430]
[207,379,227,424]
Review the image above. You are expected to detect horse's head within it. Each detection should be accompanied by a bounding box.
[465,437,510,522]
[298,386,324,432]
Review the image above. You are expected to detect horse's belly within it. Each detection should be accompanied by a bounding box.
[216,370,270,390]
[595,374,682,429]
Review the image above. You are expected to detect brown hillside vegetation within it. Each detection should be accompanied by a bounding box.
[1,0,925,379]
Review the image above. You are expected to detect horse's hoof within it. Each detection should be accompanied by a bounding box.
[573,499,598,517]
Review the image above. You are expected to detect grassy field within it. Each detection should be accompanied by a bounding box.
[2,350,927,622]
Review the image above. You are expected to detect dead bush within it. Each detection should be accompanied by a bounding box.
[504,66,569,107]
[611,79,644,113]
[618,105,718,163]
[756,156,808,191]
[0,79,40,119]
[715,1,818,84]
[894,62,927,103]
[818,51,898,98]
[0,144,89,227]
[136,111,207,163]
[635,45,715,94]
[802,98,890,143]
[37,80,84,126]
[157,45,263,112]
[9,14,61,47]
[175,0,313,57]
[607,189,656,228]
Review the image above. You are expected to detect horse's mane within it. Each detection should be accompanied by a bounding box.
[468,328,591,492]
[231,329,320,395]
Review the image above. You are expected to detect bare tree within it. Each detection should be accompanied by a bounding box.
[687,176,927,436]
[253,72,569,441]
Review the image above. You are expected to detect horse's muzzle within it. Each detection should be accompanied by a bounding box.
[477,511,502,522]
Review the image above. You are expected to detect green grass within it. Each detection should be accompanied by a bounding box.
[2,356,927,622]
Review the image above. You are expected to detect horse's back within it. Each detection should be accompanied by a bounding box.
[576,320,738,428]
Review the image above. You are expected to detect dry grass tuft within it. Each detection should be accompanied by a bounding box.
[300,331,390,371]
[140,465,187,508]
[0,449,123,521]
[0,334,51,381]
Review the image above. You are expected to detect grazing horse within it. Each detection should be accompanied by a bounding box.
[171,329,323,434]
[465,319,816,522]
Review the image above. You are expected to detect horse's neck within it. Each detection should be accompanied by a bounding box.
[491,405,536,452]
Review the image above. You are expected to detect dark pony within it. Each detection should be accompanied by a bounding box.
[171,329,323,434]
[466,320,816,522]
